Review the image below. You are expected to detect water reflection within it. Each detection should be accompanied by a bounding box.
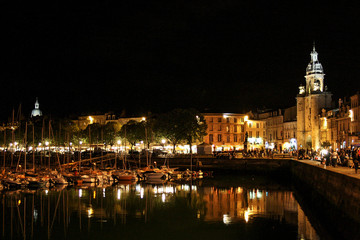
[0,178,320,240]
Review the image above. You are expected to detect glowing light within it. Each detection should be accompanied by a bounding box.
[349,110,354,122]
[140,188,144,199]
[45,141,49,146]
[88,116,94,124]
[103,188,106,198]
[244,115,249,122]
[321,149,328,156]
[162,193,166,202]
[323,117,327,128]
[117,140,121,145]
[117,189,121,200]
[244,210,249,223]
[87,207,94,218]
[79,141,83,145]
[223,114,228,119]
[18,200,21,205]
[45,190,49,195]
[79,189,83,198]
[223,214,232,225]
[14,142,18,146]
[161,139,166,144]
[93,191,96,199]
[142,117,146,121]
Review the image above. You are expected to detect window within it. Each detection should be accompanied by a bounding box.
[263,131,266,137]
[218,125,222,131]
[256,123,260,128]
[226,135,230,143]
[241,125,244,132]
[209,117,213,123]
[248,122,253,128]
[226,126,230,132]
[209,134,213,143]
[209,125,213,131]
[249,131,253,138]
[218,117,222,123]
[234,134,238,142]
[218,134,222,142]
[226,118,230,123]
[234,118,237,123]
[256,131,259,138]
[241,118,244,123]
[234,125,237,132]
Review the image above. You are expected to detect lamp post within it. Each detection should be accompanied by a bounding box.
[244,116,249,153]
[79,140,82,172]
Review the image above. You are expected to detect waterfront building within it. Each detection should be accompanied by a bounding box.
[74,113,144,130]
[350,92,360,146]
[296,45,332,150]
[256,106,297,151]
[202,113,266,151]
[319,93,360,149]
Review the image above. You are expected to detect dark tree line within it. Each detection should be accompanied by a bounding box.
[1,108,207,153]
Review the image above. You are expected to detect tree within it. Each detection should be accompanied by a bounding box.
[119,120,146,151]
[103,122,121,146]
[154,109,207,153]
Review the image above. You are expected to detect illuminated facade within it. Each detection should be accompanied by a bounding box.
[75,113,143,130]
[319,93,360,149]
[297,45,332,150]
[31,98,43,117]
[256,106,297,151]
[202,113,266,151]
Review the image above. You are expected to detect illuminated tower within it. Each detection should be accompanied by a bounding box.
[297,45,332,149]
[31,97,43,117]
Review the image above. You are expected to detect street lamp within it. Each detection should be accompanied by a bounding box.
[161,139,166,151]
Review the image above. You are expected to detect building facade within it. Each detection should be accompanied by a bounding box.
[256,106,297,151]
[202,113,266,151]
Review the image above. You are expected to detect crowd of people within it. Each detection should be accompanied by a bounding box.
[212,146,360,173]
[297,147,360,173]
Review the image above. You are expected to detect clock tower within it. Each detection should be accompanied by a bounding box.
[297,45,332,150]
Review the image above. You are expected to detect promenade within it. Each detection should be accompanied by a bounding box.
[294,158,360,180]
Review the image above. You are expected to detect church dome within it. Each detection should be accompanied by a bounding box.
[31,98,42,117]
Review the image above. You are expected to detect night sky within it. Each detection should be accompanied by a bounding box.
[2,1,360,120]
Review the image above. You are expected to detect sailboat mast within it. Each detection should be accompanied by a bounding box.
[11,108,14,167]
[24,122,27,173]
[3,129,6,171]
[49,120,51,170]
[33,123,35,171]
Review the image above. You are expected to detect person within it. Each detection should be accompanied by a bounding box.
[331,150,338,167]
[354,159,359,173]
[354,150,359,174]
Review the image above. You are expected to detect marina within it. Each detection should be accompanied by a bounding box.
[1,173,322,240]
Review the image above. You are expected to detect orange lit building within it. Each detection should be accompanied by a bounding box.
[202,113,266,151]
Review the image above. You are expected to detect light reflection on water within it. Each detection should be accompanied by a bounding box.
[0,178,320,240]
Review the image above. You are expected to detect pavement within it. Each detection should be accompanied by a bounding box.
[294,158,360,180]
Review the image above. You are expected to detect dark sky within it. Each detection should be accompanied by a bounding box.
[2,1,360,120]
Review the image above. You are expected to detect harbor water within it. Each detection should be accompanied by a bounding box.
[1,174,323,240]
